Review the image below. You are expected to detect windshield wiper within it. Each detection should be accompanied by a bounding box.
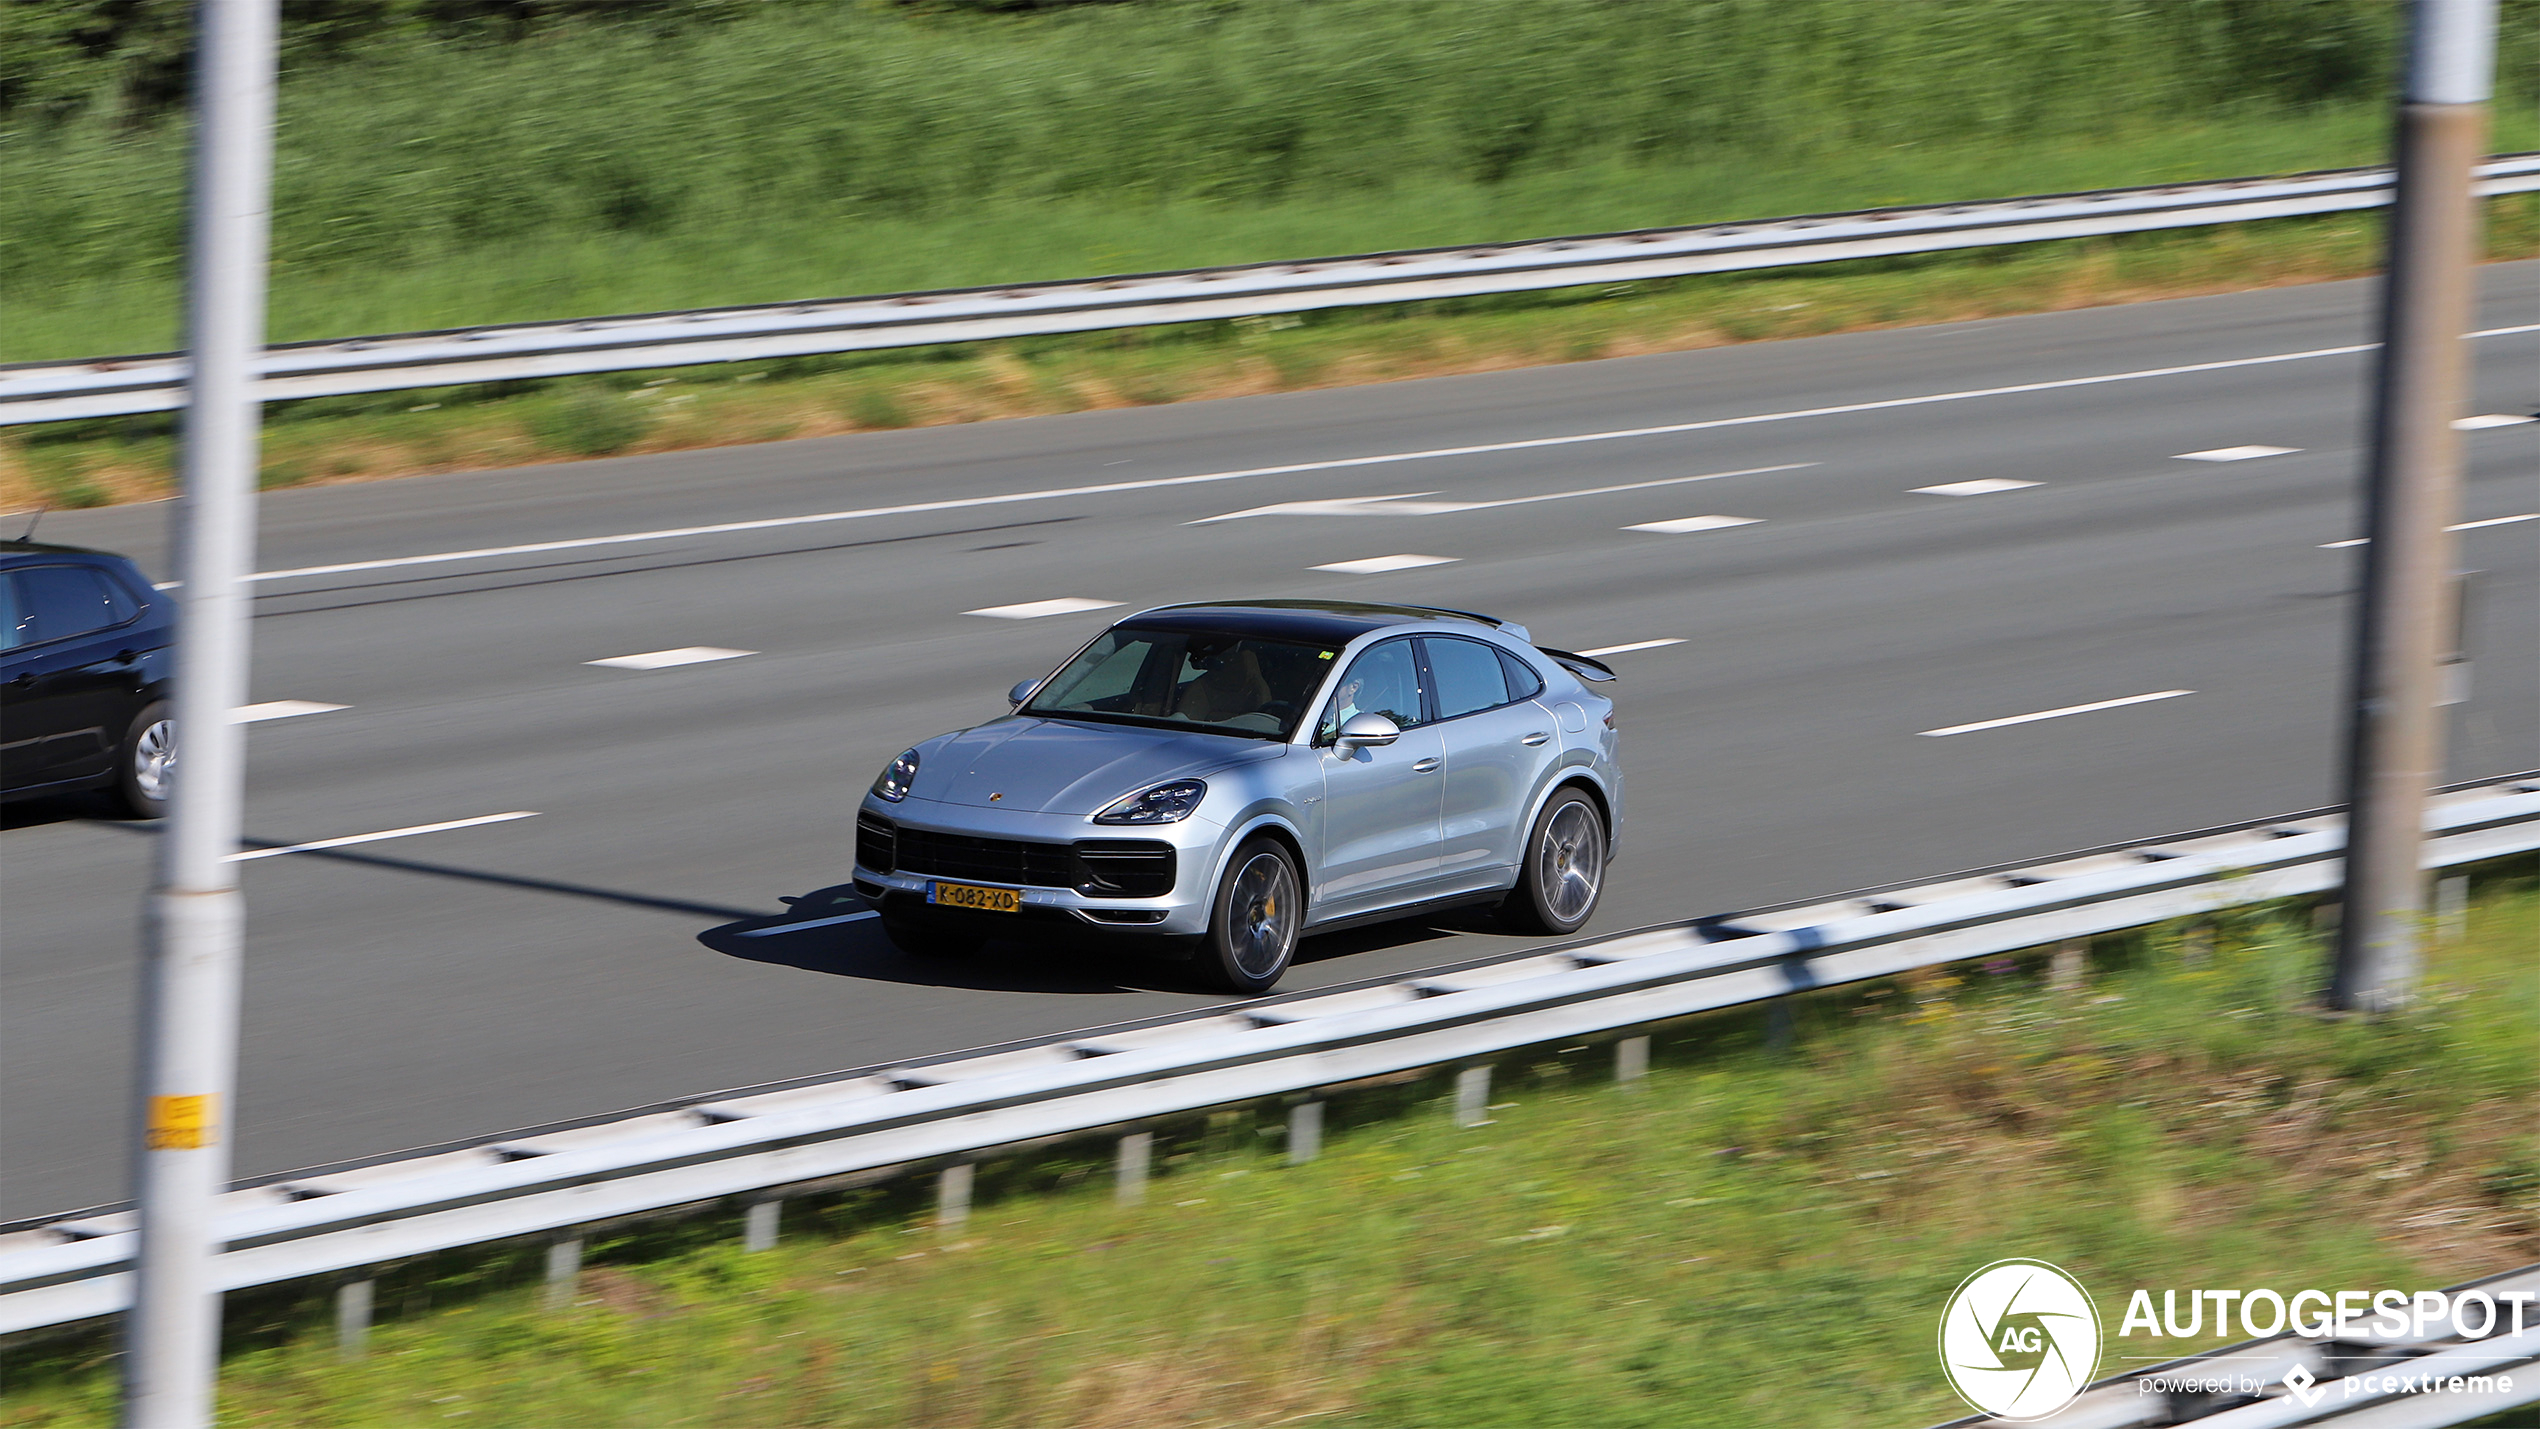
[1024,709,1288,741]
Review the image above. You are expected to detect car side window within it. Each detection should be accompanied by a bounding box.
[1496,648,1545,701]
[1318,639,1425,743]
[1424,636,1513,720]
[0,573,26,652]
[14,565,124,646]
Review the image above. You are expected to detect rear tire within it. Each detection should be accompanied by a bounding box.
[109,701,174,820]
[1194,837,1301,994]
[881,915,983,959]
[1498,788,1605,935]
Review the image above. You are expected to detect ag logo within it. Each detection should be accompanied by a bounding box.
[1939,1259,2101,1421]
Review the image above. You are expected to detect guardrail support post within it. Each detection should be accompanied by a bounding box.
[743,1198,781,1252]
[2181,923,2213,964]
[1287,1101,1324,1164]
[937,1161,974,1232]
[333,1277,372,1360]
[2435,875,2469,943]
[1454,1066,1493,1128]
[542,1236,581,1311]
[1766,999,1794,1053]
[1115,1132,1151,1207]
[2050,940,2087,993]
[1615,1036,1650,1087]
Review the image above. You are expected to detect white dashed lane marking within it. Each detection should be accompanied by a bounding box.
[1190,464,1813,522]
[963,598,1123,620]
[739,910,882,937]
[232,701,347,723]
[2174,445,2300,462]
[586,646,756,669]
[2456,413,2536,429]
[1578,639,1686,657]
[228,811,539,863]
[2319,513,2539,548]
[1623,516,1762,535]
[1913,479,2040,496]
[1312,555,1460,575]
[227,327,2536,586]
[1918,689,2195,738]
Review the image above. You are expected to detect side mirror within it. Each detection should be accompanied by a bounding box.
[1008,678,1042,708]
[1335,711,1401,754]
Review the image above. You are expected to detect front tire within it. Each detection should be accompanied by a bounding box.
[1195,837,1302,994]
[1498,788,1605,935]
[109,701,174,820]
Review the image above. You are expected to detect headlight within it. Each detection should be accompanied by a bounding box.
[1093,779,1206,825]
[873,748,921,803]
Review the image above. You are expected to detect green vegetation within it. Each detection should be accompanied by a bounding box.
[6,0,2537,364]
[10,193,2538,514]
[6,877,2534,1427]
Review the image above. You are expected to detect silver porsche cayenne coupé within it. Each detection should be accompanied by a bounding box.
[852,599,1622,992]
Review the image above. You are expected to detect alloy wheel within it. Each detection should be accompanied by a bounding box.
[1539,801,1603,923]
[133,719,176,804]
[1228,850,1298,979]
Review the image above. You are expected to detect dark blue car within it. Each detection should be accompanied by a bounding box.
[1,540,175,818]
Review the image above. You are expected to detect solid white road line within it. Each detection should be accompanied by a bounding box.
[227,811,539,862]
[238,330,2538,585]
[1919,689,2194,738]
[2456,413,2536,429]
[1577,639,1686,657]
[1623,515,1762,535]
[2174,445,2299,462]
[586,646,756,670]
[1912,479,2040,496]
[231,701,347,723]
[2319,512,2540,548]
[964,597,1122,619]
[738,910,882,937]
[1312,555,1460,575]
[1190,464,1814,522]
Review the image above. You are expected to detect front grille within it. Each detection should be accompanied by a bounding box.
[895,826,1078,888]
[864,817,1175,898]
[855,813,896,874]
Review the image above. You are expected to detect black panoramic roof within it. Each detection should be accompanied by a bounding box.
[1122,599,1505,644]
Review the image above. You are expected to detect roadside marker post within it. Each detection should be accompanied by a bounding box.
[124,2,277,1424]
[2335,0,2495,1011]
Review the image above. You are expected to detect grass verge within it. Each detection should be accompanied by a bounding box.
[6,197,2535,518]
[4,872,2534,1427]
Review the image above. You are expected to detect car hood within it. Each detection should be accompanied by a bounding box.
[918,718,1282,816]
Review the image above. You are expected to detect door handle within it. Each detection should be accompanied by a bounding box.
[116,649,140,665]
[6,672,33,688]
[1520,732,1551,746]
[1411,756,1442,773]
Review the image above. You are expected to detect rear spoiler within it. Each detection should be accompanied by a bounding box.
[1537,647,1618,683]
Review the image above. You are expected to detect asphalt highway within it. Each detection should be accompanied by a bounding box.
[4,267,2534,1218]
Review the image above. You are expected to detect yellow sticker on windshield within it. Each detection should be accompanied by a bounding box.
[1319,650,1335,659]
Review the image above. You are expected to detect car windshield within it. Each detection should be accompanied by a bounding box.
[1024,626,1340,740]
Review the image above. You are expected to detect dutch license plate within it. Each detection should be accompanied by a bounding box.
[929,880,1022,913]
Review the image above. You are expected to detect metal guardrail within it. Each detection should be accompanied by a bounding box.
[5,155,2536,427]
[3,774,2534,1342]
[1939,1262,2540,1429]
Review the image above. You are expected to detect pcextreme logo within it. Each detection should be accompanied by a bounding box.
[1939,1259,2102,1421]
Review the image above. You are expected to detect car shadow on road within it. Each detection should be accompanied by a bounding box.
[1,793,130,830]
[707,886,1512,994]
[701,885,1193,995]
